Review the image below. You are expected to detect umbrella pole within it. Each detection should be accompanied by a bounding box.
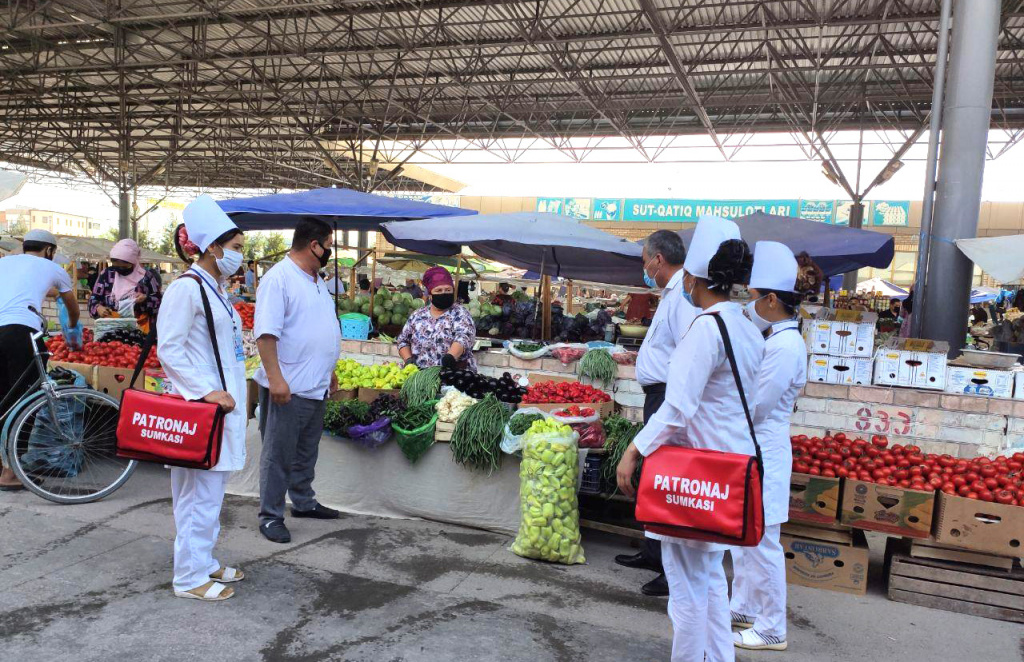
[824,278,832,307]
[541,274,552,341]
[333,221,339,308]
[370,247,378,312]
[454,255,463,297]
[566,280,574,315]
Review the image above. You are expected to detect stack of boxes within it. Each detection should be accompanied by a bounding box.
[872,337,949,391]
[803,308,877,386]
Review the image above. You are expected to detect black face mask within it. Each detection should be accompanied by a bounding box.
[431,293,455,310]
[313,242,332,268]
[112,265,134,276]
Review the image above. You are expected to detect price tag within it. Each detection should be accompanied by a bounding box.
[903,339,933,352]
[834,309,862,322]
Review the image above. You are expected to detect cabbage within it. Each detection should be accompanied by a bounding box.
[373,305,385,317]
[383,300,394,311]
[360,303,371,315]
[378,313,392,326]
[411,299,425,310]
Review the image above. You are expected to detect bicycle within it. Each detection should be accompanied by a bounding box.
[1,308,136,503]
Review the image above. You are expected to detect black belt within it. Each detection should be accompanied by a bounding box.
[641,382,666,395]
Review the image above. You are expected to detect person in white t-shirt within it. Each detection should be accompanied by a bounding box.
[0,230,79,491]
[254,218,342,544]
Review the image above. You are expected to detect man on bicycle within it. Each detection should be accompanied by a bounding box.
[0,229,79,491]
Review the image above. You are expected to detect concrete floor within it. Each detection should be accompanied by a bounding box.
[0,465,1020,662]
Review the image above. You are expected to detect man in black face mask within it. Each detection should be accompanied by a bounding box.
[253,218,343,543]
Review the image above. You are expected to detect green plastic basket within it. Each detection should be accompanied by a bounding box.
[392,403,439,463]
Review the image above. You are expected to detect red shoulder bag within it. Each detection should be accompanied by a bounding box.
[115,274,227,470]
[634,312,765,547]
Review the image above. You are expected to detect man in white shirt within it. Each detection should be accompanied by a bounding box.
[254,218,342,543]
[324,271,346,298]
[0,230,79,491]
[614,229,696,596]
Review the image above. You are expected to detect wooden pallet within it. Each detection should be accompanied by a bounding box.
[888,553,1024,623]
[910,539,1018,571]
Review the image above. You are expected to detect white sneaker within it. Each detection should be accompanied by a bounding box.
[734,628,787,651]
[730,610,754,630]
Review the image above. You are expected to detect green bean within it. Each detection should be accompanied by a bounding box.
[450,394,510,473]
[578,349,617,387]
[401,366,441,407]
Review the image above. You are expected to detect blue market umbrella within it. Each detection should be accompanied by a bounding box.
[381,212,644,286]
[675,211,894,277]
[218,187,476,231]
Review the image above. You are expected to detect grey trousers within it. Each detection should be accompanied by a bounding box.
[257,386,327,524]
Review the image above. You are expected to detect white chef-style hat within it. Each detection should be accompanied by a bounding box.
[182,194,238,253]
[749,241,799,293]
[682,215,741,279]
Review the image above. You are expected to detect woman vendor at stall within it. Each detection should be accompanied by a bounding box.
[397,266,478,371]
[89,239,162,327]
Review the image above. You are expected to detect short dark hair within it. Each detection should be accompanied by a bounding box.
[292,218,332,249]
[248,260,256,267]
[644,230,686,265]
[756,288,804,316]
[890,298,901,306]
[22,240,54,253]
[213,229,243,247]
[358,277,371,291]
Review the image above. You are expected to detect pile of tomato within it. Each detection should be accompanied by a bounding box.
[553,405,597,418]
[48,335,160,370]
[792,432,1024,506]
[233,302,255,330]
[521,381,611,405]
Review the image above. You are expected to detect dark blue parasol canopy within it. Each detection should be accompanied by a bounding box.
[217,187,476,231]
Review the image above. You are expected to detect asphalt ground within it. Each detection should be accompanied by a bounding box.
[0,464,1020,662]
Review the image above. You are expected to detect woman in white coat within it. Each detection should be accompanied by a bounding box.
[158,194,248,602]
[617,215,763,662]
[728,242,814,651]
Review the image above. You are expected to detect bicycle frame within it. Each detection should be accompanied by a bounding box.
[0,309,65,445]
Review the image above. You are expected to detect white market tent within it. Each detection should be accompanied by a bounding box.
[856,277,909,299]
[956,234,1024,284]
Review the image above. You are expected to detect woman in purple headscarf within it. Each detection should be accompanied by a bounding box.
[396,266,478,371]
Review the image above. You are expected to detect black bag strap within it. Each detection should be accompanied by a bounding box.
[129,273,228,392]
[707,312,763,478]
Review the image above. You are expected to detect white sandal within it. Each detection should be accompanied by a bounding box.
[210,566,245,583]
[174,581,234,602]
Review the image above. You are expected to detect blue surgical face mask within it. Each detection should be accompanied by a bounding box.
[642,257,660,289]
[681,275,696,306]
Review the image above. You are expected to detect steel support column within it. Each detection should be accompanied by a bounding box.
[118,189,131,240]
[842,202,865,293]
[918,0,1000,352]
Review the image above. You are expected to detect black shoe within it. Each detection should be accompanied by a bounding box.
[641,573,669,597]
[291,503,340,520]
[260,519,292,543]
[615,552,661,572]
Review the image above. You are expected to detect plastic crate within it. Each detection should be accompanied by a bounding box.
[340,313,373,340]
[579,453,603,495]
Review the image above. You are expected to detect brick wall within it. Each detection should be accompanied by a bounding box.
[793,383,1024,457]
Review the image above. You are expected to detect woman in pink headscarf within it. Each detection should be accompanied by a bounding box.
[89,239,163,327]
[396,266,478,371]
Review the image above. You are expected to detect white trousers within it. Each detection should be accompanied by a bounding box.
[171,468,230,592]
[729,523,787,639]
[662,542,734,662]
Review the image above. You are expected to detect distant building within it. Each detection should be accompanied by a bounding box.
[0,208,110,237]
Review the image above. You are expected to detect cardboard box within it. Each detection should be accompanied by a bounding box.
[94,365,135,399]
[435,421,455,442]
[873,338,948,390]
[328,388,358,402]
[807,355,872,385]
[1015,371,1024,401]
[789,473,841,524]
[519,400,615,418]
[802,309,877,358]
[945,365,1015,399]
[782,528,870,595]
[932,491,1024,558]
[48,361,97,388]
[357,387,401,404]
[840,479,934,538]
[526,373,577,386]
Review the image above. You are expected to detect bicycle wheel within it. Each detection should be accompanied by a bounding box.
[5,387,136,504]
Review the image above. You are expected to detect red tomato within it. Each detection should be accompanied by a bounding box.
[994,490,1016,505]
[978,490,994,502]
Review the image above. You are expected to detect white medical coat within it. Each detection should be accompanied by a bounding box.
[632,301,765,552]
[157,265,248,472]
[753,319,806,525]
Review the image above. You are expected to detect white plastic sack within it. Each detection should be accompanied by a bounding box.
[500,407,551,455]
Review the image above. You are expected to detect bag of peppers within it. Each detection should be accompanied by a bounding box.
[551,405,606,449]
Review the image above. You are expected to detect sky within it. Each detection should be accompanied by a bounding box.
[4,130,1024,222]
